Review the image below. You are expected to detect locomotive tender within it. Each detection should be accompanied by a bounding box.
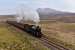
[6,21,42,38]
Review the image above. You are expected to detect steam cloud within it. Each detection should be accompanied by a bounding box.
[15,5,40,25]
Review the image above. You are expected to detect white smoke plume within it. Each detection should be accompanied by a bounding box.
[15,4,40,25]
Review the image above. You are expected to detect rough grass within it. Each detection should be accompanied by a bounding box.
[39,21,75,50]
[0,23,50,50]
[61,23,75,32]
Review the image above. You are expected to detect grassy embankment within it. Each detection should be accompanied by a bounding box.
[0,23,50,50]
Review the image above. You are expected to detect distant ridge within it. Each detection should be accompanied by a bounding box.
[37,8,75,20]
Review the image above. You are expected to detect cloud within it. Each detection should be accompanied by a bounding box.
[0,0,75,15]
[64,0,75,5]
[0,0,16,15]
[17,0,50,9]
[59,0,75,12]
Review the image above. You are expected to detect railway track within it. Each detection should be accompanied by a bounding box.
[6,21,70,50]
[39,35,70,50]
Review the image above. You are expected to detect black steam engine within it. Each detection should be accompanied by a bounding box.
[24,24,42,37]
[6,21,42,38]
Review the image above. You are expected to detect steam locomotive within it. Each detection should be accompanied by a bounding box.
[6,21,42,38]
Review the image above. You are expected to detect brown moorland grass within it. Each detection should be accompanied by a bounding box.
[39,21,75,50]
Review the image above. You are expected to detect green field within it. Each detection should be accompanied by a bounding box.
[0,23,50,50]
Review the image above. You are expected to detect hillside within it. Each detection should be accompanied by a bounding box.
[37,8,75,22]
[37,8,75,17]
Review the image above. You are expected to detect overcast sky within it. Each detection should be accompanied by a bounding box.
[0,0,75,15]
